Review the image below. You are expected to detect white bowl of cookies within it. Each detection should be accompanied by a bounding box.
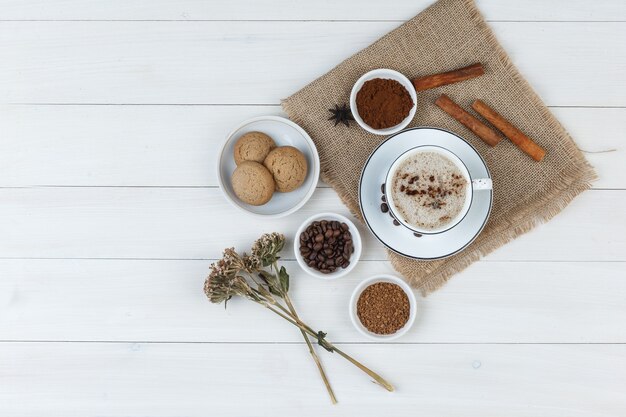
[217,115,320,218]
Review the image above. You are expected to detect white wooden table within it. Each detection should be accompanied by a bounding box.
[1,1,625,415]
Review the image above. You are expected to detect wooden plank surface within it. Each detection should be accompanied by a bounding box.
[0,105,622,188]
[1,259,625,343]
[1,342,625,417]
[1,22,625,106]
[1,0,624,415]
[0,188,622,261]
[1,0,625,21]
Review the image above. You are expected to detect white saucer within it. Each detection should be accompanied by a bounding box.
[217,116,320,218]
[359,127,493,260]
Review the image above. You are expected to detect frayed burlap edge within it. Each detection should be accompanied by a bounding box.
[387,0,597,294]
[282,0,597,296]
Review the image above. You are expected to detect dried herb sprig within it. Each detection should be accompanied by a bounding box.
[204,233,394,403]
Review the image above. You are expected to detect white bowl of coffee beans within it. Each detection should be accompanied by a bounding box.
[294,213,362,280]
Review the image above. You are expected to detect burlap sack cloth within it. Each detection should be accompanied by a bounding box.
[282,0,596,295]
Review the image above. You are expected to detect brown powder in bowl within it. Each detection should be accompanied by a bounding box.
[356,282,410,335]
[355,78,414,130]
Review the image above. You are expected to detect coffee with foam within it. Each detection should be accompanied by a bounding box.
[390,151,468,231]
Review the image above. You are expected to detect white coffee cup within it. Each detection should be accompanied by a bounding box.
[384,145,492,234]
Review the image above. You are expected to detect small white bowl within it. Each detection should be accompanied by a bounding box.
[349,69,418,136]
[217,116,320,218]
[294,213,362,280]
[349,274,417,340]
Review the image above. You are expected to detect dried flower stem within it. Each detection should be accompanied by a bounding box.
[204,234,394,401]
[284,293,337,404]
[260,298,394,392]
[249,270,337,403]
[261,261,336,403]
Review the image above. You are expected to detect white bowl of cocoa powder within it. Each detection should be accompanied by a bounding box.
[349,274,417,340]
[350,68,418,136]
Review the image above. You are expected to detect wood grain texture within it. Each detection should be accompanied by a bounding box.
[1,259,625,343]
[1,1,624,414]
[0,105,622,188]
[1,0,625,21]
[1,342,625,417]
[1,22,625,106]
[0,188,623,261]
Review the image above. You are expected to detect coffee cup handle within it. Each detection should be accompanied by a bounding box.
[472,178,492,191]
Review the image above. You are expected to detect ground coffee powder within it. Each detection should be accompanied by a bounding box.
[355,78,413,129]
[356,282,410,335]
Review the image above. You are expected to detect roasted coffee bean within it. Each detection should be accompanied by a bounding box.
[381,183,385,194]
[299,218,355,274]
[393,219,400,226]
[381,203,389,213]
[413,232,423,238]
[381,195,386,202]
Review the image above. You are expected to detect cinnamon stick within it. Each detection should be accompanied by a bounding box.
[471,100,546,161]
[412,63,484,92]
[435,94,502,147]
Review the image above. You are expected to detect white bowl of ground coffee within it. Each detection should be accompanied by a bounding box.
[349,275,417,340]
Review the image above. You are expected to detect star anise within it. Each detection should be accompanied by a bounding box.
[328,103,355,127]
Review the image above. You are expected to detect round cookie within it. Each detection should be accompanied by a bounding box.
[231,161,275,206]
[233,131,276,165]
[263,146,308,192]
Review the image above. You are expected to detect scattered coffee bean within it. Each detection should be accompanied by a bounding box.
[413,232,422,238]
[381,195,386,202]
[381,183,385,194]
[300,219,354,274]
[393,219,400,226]
[381,203,389,213]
